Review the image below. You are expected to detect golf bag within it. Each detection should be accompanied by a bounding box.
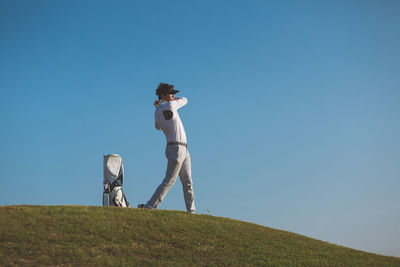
[103,154,130,207]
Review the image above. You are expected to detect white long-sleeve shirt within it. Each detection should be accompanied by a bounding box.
[155,97,188,143]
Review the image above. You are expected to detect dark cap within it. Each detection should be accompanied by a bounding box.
[156,82,179,96]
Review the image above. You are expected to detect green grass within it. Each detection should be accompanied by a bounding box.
[1,205,399,266]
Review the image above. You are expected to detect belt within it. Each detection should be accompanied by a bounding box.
[167,141,188,147]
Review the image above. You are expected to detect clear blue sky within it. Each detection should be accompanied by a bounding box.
[1,0,399,257]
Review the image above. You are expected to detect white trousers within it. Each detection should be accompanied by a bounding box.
[145,144,195,213]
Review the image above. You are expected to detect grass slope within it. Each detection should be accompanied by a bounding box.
[1,206,399,266]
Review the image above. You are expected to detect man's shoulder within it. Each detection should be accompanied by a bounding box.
[157,102,170,109]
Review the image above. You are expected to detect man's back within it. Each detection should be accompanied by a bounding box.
[155,97,188,143]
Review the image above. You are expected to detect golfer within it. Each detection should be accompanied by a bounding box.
[139,83,195,213]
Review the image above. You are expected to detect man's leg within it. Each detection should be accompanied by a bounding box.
[179,151,195,213]
[145,158,182,209]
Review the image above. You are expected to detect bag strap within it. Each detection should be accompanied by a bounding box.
[110,165,123,190]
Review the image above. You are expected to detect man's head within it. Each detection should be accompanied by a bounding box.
[156,82,179,101]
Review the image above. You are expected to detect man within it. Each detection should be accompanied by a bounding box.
[139,83,195,213]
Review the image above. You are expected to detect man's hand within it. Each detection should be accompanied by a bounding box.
[154,99,160,107]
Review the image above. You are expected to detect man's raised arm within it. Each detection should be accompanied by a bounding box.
[167,97,188,111]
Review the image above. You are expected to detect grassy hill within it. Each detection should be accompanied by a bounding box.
[1,206,399,266]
